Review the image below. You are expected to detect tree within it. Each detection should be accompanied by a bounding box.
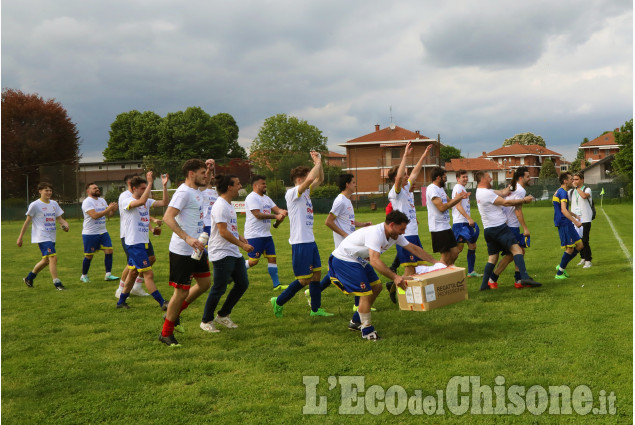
[103,110,162,161]
[250,114,328,174]
[1,88,80,200]
[211,113,246,159]
[440,145,463,163]
[612,118,633,182]
[569,137,590,173]
[539,158,558,179]
[157,107,226,160]
[503,132,546,147]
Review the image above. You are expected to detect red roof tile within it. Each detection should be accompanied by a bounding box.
[326,151,346,158]
[485,144,561,157]
[347,125,429,143]
[581,132,618,147]
[444,158,504,171]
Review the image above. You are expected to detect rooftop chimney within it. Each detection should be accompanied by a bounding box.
[415,130,420,135]
[375,124,380,132]
[482,151,487,157]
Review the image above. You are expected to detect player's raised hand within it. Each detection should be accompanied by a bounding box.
[405,141,413,155]
[161,173,169,186]
[146,171,153,182]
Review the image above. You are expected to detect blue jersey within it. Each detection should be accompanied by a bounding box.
[552,187,570,227]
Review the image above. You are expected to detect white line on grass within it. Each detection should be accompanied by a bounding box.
[600,207,632,266]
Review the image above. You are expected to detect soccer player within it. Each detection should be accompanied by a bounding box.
[200,175,254,333]
[553,172,584,280]
[244,174,287,289]
[387,142,432,277]
[474,171,541,290]
[159,159,214,347]
[17,182,70,290]
[426,166,468,266]
[329,210,439,340]
[451,169,481,277]
[270,151,334,318]
[80,183,119,283]
[570,172,593,268]
[201,158,219,238]
[117,172,170,309]
[486,167,533,289]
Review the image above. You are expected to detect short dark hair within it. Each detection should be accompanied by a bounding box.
[338,173,354,192]
[511,166,529,191]
[559,172,572,184]
[251,174,267,185]
[385,210,409,226]
[574,172,584,180]
[182,159,206,177]
[290,166,310,183]
[38,182,53,191]
[129,176,147,189]
[123,174,137,184]
[474,171,485,184]
[216,174,239,194]
[85,182,97,190]
[431,166,446,181]
[387,166,399,183]
[455,169,467,179]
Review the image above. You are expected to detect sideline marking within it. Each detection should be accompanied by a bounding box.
[600,207,632,266]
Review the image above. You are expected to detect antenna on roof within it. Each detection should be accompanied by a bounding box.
[389,106,396,130]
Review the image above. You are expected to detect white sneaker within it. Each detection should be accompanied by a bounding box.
[115,286,123,299]
[200,321,220,333]
[583,261,592,269]
[577,259,586,266]
[214,315,238,329]
[130,283,150,297]
[304,288,311,307]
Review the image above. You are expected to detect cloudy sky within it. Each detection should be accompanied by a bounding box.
[3,0,632,162]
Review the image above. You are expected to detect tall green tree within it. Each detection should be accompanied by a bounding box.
[158,107,226,159]
[569,137,590,174]
[612,118,633,181]
[440,145,463,163]
[539,158,558,179]
[503,132,546,147]
[103,110,162,161]
[211,112,246,159]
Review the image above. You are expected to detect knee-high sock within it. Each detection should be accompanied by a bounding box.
[276,280,302,306]
[309,281,321,312]
[512,254,529,280]
[559,251,578,272]
[319,272,331,291]
[104,253,113,273]
[467,249,476,273]
[268,264,280,287]
[82,257,92,275]
[481,262,496,290]
[151,290,165,306]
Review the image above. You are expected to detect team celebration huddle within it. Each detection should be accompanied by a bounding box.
[17,143,592,346]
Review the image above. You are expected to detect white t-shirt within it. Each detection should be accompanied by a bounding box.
[201,187,219,227]
[285,186,315,244]
[330,193,356,248]
[426,183,451,232]
[122,197,155,245]
[82,197,108,235]
[244,192,276,239]
[118,190,133,238]
[570,187,593,223]
[476,188,507,229]
[208,197,241,261]
[388,181,418,236]
[168,184,205,256]
[26,199,64,243]
[503,184,526,228]
[451,183,471,224]
[333,223,409,266]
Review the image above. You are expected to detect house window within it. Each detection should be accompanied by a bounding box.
[137,164,141,168]
[560,165,568,172]
[121,165,126,169]
[520,157,525,165]
[391,148,401,159]
[98,166,102,170]
[593,149,599,155]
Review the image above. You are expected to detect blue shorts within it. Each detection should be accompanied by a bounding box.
[452,223,480,244]
[247,236,276,260]
[507,227,526,248]
[121,238,154,260]
[291,242,322,279]
[126,243,152,272]
[558,222,581,248]
[396,235,426,267]
[83,233,113,255]
[484,224,520,256]
[38,242,56,258]
[328,255,381,296]
[203,226,211,248]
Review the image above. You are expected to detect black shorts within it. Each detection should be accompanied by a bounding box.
[431,229,458,253]
[168,251,211,290]
[484,224,519,256]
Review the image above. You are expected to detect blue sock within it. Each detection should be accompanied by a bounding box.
[309,281,321,312]
[151,290,165,306]
[513,254,529,280]
[82,257,92,275]
[558,251,577,273]
[490,273,499,283]
[268,265,280,287]
[319,272,331,291]
[105,253,113,273]
[354,296,360,307]
[481,263,495,290]
[117,293,130,305]
[27,271,37,281]
[467,249,476,273]
[276,280,303,306]
[352,311,360,323]
[514,271,521,282]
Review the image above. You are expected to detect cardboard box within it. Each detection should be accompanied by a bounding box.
[397,267,467,311]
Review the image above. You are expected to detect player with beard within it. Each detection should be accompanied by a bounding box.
[451,170,481,277]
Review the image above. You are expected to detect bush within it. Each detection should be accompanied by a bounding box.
[311,184,340,199]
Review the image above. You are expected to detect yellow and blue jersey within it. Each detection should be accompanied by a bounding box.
[552,188,570,227]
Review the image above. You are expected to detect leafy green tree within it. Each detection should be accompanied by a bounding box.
[440,145,463,163]
[211,112,246,159]
[612,118,633,181]
[539,158,558,179]
[503,132,546,147]
[570,137,590,173]
[103,110,162,160]
[158,107,226,159]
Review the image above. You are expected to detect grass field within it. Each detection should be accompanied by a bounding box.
[2,203,632,424]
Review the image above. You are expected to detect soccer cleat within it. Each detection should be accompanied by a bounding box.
[80,276,90,283]
[352,305,377,312]
[270,297,283,318]
[583,261,592,269]
[514,281,523,289]
[487,280,498,289]
[104,274,120,281]
[555,265,569,278]
[520,277,542,288]
[23,277,34,288]
[386,281,397,304]
[199,321,220,333]
[161,301,169,312]
[54,282,67,291]
[361,326,381,341]
[304,288,311,307]
[467,271,483,278]
[115,286,123,299]
[348,321,362,332]
[554,274,568,280]
[310,308,334,317]
[577,259,586,266]
[214,315,238,329]
[116,302,130,309]
[131,284,150,297]
[158,333,181,347]
[273,284,288,291]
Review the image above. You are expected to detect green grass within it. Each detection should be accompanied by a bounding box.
[2,204,632,424]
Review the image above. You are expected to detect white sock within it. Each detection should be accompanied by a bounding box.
[245,260,251,269]
[81,274,88,278]
[268,264,277,269]
[53,278,61,284]
[119,280,125,288]
[135,277,143,285]
[105,272,111,278]
[359,312,371,329]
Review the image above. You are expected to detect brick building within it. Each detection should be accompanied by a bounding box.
[324,151,347,168]
[444,158,505,189]
[580,131,620,164]
[482,144,565,182]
